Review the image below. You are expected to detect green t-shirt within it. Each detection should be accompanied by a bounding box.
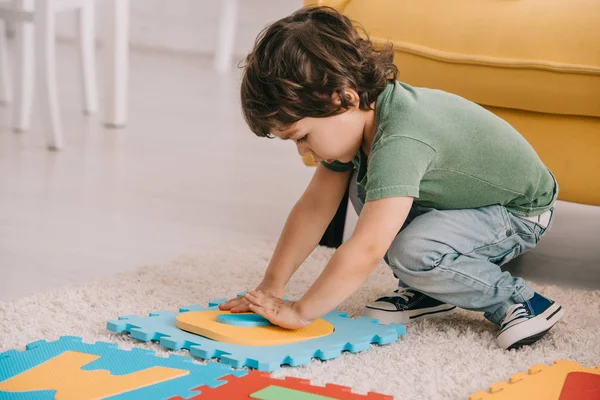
[323,81,557,217]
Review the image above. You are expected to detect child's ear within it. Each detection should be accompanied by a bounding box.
[332,89,360,108]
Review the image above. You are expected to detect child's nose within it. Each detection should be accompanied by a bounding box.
[296,143,310,157]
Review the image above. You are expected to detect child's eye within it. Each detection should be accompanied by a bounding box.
[296,135,308,143]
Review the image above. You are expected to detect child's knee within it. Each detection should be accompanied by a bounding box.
[386,235,439,273]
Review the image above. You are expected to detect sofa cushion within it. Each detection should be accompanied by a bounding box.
[329,0,600,118]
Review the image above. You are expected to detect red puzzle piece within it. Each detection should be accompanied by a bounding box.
[559,372,600,400]
[169,370,393,400]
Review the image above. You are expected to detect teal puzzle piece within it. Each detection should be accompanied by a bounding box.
[107,299,406,372]
[0,336,245,399]
[216,313,272,327]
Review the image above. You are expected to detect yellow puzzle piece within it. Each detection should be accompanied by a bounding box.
[0,350,188,400]
[175,311,335,346]
[469,360,600,400]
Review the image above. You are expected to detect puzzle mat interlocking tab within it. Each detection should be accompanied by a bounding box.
[469,360,600,400]
[107,298,406,372]
[168,370,394,400]
[0,336,245,400]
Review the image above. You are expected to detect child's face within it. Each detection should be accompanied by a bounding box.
[272,94,372,163]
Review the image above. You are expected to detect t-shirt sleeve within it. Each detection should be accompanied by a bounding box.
[365,136,437,201]
[320,160,354,172]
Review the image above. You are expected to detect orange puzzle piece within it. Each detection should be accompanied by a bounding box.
[175,310,335,346]
[469,360,600,400]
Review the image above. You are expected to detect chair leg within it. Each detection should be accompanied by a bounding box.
[103,0,129,128]
[34,0,63,150]
[13,0,34,133]
[77,0,98,114]
[0,20,12,105]
[213,0,238,74]
[319,181,350,248]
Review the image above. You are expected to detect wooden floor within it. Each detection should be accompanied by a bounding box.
[1,44,598,301]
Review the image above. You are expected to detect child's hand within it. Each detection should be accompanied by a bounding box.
[243,289,311,330]
[219,283,284,313]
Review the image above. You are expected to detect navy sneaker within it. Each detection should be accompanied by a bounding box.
[361,287,457,325]
[497,292,564,350]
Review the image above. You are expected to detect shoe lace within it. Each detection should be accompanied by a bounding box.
[501,303,530,327]
[392,287,416,302]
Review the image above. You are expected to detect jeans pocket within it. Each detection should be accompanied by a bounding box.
[513,207,555,244]
[488,243,521,266]
[504,210,540,244]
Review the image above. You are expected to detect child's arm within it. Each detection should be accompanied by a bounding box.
[220,164,352,312]
[244,195,413,328]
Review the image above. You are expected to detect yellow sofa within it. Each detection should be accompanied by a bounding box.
[303,0,600,206]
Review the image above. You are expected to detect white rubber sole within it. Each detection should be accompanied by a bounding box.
[361,304,457,325]
[497,302,564,350]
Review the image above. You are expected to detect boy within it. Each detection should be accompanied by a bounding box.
[220,6,563,350]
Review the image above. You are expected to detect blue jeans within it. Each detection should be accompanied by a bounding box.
[349,172,555,325]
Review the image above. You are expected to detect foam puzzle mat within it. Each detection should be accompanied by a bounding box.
[0,336,245,400]
[469,360,600,400]
[107,298,406,372]
[0,337,395,399]
[168,370,394,399]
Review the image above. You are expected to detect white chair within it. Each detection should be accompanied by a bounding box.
[0,0,98,150]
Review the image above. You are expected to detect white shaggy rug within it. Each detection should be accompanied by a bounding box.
[1,241,599,399]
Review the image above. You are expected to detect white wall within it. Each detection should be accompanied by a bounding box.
[57,0,303,58]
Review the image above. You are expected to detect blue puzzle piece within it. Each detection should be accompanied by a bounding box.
[0,336,246,400]
[107,300,405,372]
[216,313,272,327]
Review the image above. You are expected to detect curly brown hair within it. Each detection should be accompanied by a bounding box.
[240,6,397,138]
